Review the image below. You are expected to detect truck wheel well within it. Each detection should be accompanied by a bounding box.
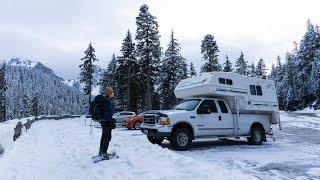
[172,122,195,140]
[250,122,266,141]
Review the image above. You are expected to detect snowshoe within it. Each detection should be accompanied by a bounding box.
[92,152,119,163]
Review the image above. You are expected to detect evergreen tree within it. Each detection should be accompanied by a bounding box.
[296,20,320,107]
[276,55,282,70]
[298,19,319,75]
[248,62,256,77]
[0,63,6,122]
[256,58,267,78]
[269,63,276,80]
[79,42,98,112]
[189,62,197,76]
[200,34,221,72]
[20,92,29,118]
[117,30,139,112]
[234,52,248,75]
[223,55,233,72]
[100,54,117,93]
[30,95,39,117]
[275,55,285,109]
[135,4,162,110]
[311,50,320,109]
[158,30,187,109]
[282,53,299,111]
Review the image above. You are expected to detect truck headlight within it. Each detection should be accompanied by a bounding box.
[159,117,170,125]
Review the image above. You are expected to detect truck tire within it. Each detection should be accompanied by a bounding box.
[248,127,263,145]
[133,121,141,130]
[170,127,192,151]
[147,136,164,145]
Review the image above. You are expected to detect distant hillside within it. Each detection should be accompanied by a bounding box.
[5,58,84,119]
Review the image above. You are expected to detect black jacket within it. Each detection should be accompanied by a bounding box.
[91,95,115,129]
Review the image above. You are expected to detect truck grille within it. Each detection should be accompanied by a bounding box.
[143,115,158,124]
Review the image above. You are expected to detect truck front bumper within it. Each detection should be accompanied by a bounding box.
[141,128,171,138]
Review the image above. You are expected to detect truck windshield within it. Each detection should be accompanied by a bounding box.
[173,99,201,111]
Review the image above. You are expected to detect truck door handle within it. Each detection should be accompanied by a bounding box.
[219,116,222,121]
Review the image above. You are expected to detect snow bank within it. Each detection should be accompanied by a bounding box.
[279,111,320,130]
[0,118,34,156]
[307,168,320,177]
[293,107,320,114]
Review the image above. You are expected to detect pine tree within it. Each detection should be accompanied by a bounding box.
[20,92,29,118]
[223,55,233,72]
[158,30,187,109]
[117,30,139,112]
[269,64,276,80]
[0,63,6,122]
[235,52,248,75]
[200,34,221,72]
[100,54,117,93]
[189,62,197,76]
[311,50,320,109]
[256,58,267,78]
[135,4,162,110]
[296,20,320,107]
[282,53,299,111]
[30,95,39,117]
[79,42,98,112]
[248,62,256,77]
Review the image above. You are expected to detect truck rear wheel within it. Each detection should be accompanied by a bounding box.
[170,128,192,151]
[147,136,164,145]
[248,127,263,145]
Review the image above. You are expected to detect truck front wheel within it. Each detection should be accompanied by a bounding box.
[248,127,263,145]
[170,128,192,151]
[147,136,164,145]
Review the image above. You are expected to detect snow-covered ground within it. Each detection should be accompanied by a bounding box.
[0,112,319,180]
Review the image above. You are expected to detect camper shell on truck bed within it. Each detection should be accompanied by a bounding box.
[174,72,280,124]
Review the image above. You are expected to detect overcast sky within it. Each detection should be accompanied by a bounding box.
[1,0,320,79]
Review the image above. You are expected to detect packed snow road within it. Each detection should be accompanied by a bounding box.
[0,112,320,180]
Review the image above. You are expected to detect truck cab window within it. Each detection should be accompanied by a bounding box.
[250,85,256,95]
[226,79,233,85]
[256,86,262,96]
[219,78,226,84]
[199,100,218,113]
[217,100,228,113]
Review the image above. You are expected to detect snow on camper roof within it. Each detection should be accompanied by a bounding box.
[176,73,210,89]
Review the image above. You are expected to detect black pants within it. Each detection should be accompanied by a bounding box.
[99,125,112,155]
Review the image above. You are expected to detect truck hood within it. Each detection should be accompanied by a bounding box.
[157,110,187,115]
[145,110,188,117]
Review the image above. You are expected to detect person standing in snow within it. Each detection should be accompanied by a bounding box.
[90,87,116,158]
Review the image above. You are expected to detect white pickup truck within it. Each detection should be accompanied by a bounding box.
[140,72,279,150]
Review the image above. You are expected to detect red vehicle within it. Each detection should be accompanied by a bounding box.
[122,113,144,130]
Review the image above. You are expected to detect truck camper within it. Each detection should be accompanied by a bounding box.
[141,72,280,150]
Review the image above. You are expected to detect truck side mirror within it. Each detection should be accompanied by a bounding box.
[197,106,211,114]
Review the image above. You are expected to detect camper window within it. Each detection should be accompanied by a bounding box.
[226,79,233,85]
[219,78,226,84]
[256,86,262,95]
[219,78,233,85]
[250,85,263,96]
[199,100,218,113]
[217,100,228,113]
[250,85,256,95]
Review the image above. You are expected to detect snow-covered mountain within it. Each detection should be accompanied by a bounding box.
[8,58,59,79]
[5,58,84,119]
